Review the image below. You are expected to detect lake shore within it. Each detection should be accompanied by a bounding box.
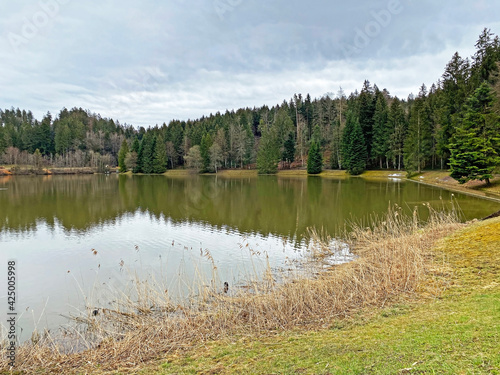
[155,216,500,374]
[3,209,499,374]
[0,166,97,175]
[3,165,499,203]
[408,170,500,203]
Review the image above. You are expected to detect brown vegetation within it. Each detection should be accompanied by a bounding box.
[0,206,463,374]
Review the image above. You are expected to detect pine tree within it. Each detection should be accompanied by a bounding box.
[153,134,168,174]
[257,122,280,174]
[118,139,129,173]
[471,28,500,86]
[307,141,322,174]
[387,98,406,170]
[131,136,140,153]
[358,80,376,161]
[342,111,367,175]
[348,120,367,175]
[138,132,156,173]
[33,112,53,155]
[449,83,500,184]
[371,92,390,168]
[404,86,433,173]
[200,133,212,172]
[54,122,71,154]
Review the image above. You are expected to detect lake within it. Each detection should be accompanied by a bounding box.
[1,173,499,341]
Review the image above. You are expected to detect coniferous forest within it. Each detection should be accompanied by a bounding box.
[1,29,499,183]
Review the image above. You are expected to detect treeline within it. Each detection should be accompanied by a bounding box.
[1,29,500,182]
[0,107,133,171]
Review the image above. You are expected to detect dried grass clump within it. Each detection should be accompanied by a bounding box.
[0,205,463,374]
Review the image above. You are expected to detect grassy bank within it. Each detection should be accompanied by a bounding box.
[410,171,500,202]
[154,217,500,374]
[1,206,477,374]
[4,163,499,203]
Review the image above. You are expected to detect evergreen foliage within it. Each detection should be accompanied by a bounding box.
[449,83,500,184]
[153,134,168,174]
[257,124,280,174]
[118,139,129,173]
[371,91,390,168]
[200,133,212,172]
[342,111,367,175]
[307,141,322,174]
[282,133,295,165]
[0,29,499,178]
[404,85,433,173]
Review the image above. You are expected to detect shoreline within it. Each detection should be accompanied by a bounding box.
[3,212,498,373]
[408,171,500,203]
[2,165,499,202]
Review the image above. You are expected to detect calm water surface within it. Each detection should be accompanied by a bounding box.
[1,174,499,340]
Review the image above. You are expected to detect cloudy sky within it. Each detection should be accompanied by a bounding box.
[1,0,499,127]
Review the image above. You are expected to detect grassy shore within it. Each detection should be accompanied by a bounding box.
[409,171,500,202]
[4,206,500,374]
[3,164,499,203]
[153,217,500,374]
[1,169,499,373]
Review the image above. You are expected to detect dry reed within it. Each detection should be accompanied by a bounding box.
[0,204,463,374]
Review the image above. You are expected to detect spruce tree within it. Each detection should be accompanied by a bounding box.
[138,133,156,174]
[307,141,322,174]
[348,120,367,175]
[387,98,406,170]
[200,133,212,172]
[358,80,376,161]
[118,139,129,173]
[257,123,280,174]
[54,122,71,154]
[134,143,143,173]
[153,134,168,174]
[404,87,433,174]
[449,83,500,184]
[371,93,390,168]
[132,136,142,173]
[131,136,140,153]
[342,111,367,175]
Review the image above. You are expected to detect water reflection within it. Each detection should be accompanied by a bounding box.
[1,174,497,238]
[1,174,499,341]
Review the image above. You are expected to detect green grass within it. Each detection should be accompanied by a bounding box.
[153,292,499,374]
[3,216,498,375]
[137,218,500,375]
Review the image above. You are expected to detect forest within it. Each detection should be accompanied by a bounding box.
[1,29,499,183]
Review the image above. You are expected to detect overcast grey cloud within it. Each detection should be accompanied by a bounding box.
[1,0,500,126]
